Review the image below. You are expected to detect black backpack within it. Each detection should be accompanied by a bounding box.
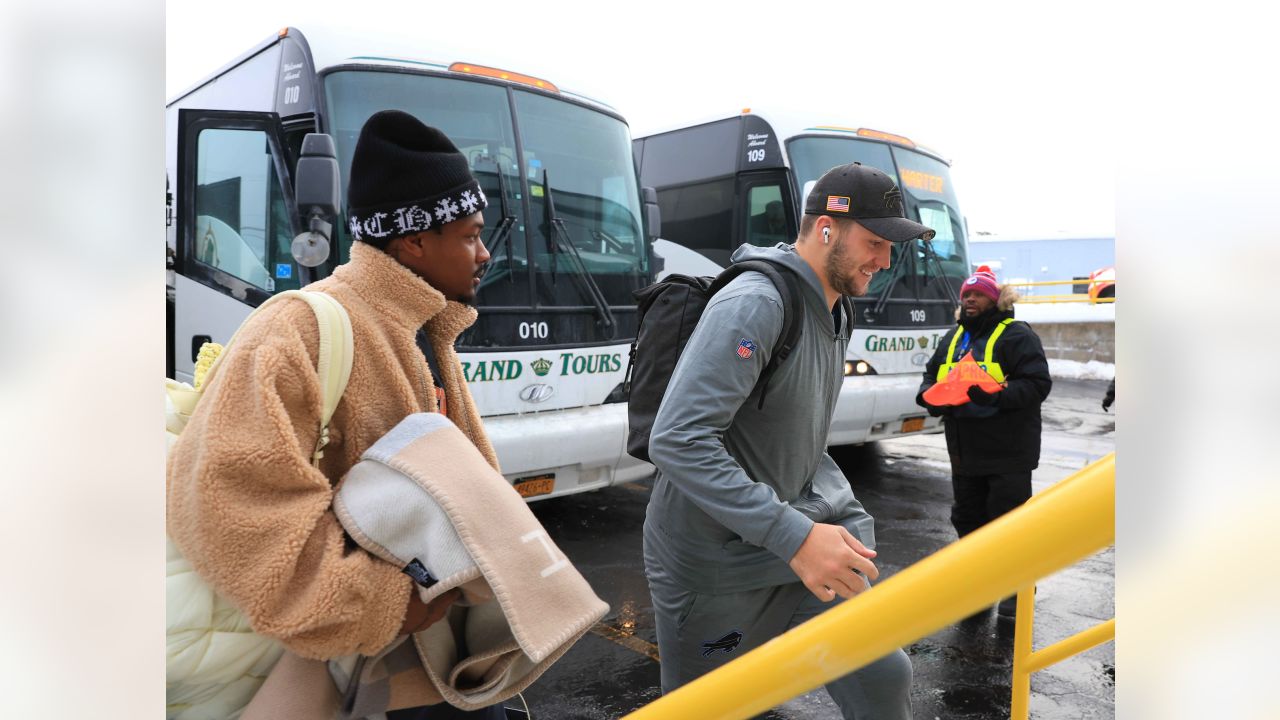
[624,258,825,463]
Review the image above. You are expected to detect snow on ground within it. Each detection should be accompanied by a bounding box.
[1015,301,1115,324]
[1048,358,1115,380]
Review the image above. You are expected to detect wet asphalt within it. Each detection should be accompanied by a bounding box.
[518,378,1116,719]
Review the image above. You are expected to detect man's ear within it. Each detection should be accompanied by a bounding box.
[397,233,428,258]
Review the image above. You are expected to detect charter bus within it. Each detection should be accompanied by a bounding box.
[166,27,660,499]
[633,112,971,445]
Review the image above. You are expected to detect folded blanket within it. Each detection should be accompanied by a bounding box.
[330,413,608,716]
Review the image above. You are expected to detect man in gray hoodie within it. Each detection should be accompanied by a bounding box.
[644,163,935,719]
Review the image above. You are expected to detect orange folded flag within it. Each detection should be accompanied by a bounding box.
[923,351,1005,406]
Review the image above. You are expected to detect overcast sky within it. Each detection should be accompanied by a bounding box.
[167,0,1117,238]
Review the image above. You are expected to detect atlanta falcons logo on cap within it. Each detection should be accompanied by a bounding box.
[883,187,903,211]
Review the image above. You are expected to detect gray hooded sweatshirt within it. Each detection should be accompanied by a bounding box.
[643,243,876,595]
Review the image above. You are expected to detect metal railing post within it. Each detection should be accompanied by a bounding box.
[1010,583,1036,720]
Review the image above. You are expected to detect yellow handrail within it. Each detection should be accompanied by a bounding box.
[621,453,1115,720]
[1003,278,1116,302]
[1017,295,1115,304]
[1028,618,1115,674]
[1005,278,1108,289]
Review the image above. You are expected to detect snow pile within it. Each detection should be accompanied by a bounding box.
[1015,302,1115,324]
[1047,358,1115,380]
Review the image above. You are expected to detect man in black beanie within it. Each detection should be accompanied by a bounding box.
[169,110,505,719]
[346,110,505,720]
[347,109,491,305]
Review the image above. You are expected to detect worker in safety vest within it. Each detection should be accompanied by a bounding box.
[916,266,1052,617]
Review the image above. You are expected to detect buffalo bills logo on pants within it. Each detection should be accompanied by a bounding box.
[700,630,743,656]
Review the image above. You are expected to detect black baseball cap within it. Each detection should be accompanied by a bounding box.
[804,162,936,242]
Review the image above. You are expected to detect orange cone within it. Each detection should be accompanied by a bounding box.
[923,352,1004,406]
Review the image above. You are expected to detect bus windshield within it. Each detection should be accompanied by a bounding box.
[323,69,645,346]
[787,136,969,303]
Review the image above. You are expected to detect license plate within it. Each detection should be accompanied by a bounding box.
[513,474,555,498]
[900,417,925,433]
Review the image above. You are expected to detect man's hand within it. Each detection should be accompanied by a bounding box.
[924,401,952,417]
[788,523,879,602]
[400,587,461,636]
[967,385,1000,406]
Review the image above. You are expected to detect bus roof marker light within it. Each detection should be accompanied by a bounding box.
[448,62,559,93]
[856,128,916,148]
[278,28,289,37]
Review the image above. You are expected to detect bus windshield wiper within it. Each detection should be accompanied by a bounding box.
[871,242,910,318]
[919,238,957,315]
[477,158,516,283]
[542,168,617,338]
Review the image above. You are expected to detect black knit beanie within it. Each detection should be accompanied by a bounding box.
[346,110,488,247]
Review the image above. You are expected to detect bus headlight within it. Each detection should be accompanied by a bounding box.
[844,360,875,376]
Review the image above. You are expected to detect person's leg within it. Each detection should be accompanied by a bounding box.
[950,472,990,538]
[789,585,913,720]
[649,578,799,693]
[985,470,1033,521]
[985,470,1034,615]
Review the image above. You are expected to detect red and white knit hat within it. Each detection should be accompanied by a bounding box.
[960,265,1000,303]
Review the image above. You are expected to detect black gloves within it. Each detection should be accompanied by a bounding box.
[1102,380,1115,411]
[925,403,952,417]
[967,385,1001,407]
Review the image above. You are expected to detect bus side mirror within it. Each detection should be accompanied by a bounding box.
[642,186,661,241]
[800,180,817,210]
[292,133,340,267]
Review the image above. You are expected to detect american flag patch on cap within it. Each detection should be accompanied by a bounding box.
[826,195,851,212]
[737,338,757,359]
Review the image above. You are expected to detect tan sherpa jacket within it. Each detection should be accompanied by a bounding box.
[167,241,500,661]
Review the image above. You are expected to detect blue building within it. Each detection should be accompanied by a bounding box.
[967,234,1114,295]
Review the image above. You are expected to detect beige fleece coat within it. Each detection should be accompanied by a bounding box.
[167,241,500,663]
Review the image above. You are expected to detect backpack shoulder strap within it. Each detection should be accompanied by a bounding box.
[292,290,354,430]
[840,295,855,332]
[291,290,353,465]
[198,289,353,465]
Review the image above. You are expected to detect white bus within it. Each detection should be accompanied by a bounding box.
[634,112,972,445]
[167,27,660,500]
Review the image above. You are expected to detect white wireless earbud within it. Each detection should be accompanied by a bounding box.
[823,227,830,245]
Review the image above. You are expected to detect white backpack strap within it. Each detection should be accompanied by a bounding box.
[199,290,306,385]
[200,289,354,466]
[294,290,354,466]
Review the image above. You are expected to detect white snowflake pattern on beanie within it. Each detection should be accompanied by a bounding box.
[435,197,460,224]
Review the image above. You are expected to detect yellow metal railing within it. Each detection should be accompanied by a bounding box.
[1005,277,1116,304]
[621,453,1116,720]
[1010,464,1117,719]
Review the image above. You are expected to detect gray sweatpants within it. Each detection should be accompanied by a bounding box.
[648,577,913,720]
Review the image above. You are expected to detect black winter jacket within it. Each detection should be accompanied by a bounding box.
[915,307,1052,474]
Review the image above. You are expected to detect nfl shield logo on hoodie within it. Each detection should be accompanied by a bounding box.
[737,338,757,359]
